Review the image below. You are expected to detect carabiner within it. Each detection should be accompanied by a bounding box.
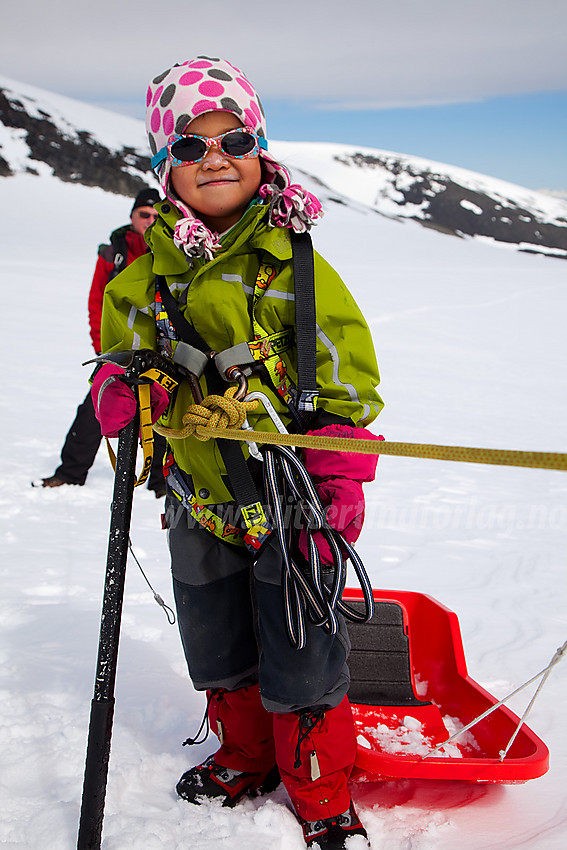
[225,366,249,400]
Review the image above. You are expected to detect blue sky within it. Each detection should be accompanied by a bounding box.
[2,0,566,193]
[261,92,567,191]
[96,91,566,192]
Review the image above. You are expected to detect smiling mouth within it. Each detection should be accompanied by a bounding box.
[198,177,239,186]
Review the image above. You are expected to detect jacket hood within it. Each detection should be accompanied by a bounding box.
[146,196,292,275]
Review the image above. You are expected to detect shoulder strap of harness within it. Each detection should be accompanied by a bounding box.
[290,231,318,426]
[156,233,318,432]
[156,276,210,354]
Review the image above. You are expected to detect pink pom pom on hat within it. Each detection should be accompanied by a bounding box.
[146,56,322,260]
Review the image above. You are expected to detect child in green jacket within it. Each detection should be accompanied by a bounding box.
[93,56,382,849]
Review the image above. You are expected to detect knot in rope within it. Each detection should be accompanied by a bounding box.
[181,386,259,441]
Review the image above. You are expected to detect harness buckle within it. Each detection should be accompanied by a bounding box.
[295,388,319,414]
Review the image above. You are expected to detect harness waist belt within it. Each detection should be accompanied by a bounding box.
[173,341,210,377]
[214,329,295,380]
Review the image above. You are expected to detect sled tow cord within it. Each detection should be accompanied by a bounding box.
[154,420,567,472]
[422,638,567,761]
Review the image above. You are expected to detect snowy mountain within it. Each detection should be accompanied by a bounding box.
[0,74,566,850]
[2,165,566,850]
[0,76,154,197]
[272,142,567,259]
[2,75,566,259]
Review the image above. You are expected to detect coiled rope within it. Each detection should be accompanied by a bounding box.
[263,443,374,649]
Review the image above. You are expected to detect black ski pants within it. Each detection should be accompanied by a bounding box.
[166,495,351,714]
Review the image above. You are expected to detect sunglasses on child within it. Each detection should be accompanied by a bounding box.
[166,128,268,167]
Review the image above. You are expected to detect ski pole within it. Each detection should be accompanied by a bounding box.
[77,398,140,850]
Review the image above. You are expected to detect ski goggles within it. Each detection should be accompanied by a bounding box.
[151,128,268,171]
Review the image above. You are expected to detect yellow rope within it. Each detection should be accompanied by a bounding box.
[154,386,259,441]
[155,415,567,472]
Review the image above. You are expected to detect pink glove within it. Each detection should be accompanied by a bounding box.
[91,363,169,438]
[299,424,383,564]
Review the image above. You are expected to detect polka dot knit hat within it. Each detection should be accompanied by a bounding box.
[146,56,323,260]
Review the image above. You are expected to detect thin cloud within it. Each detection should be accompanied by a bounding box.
[312,97,486,111]
[1,0,566,110]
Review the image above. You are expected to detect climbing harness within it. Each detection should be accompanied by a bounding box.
[152,230,377,644]
[150,233,321,557]
[163,452,246,547]
[151,228,377,645]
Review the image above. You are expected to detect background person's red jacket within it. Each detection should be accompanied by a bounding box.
[88,227,148,353]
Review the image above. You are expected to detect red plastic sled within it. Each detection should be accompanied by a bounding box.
[344,588,549,783]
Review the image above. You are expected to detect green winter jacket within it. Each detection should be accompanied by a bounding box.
[101,198,383,504]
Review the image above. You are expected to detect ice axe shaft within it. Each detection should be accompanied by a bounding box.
[77,408,139,850]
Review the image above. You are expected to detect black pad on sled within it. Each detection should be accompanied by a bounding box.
[347,601,430,706]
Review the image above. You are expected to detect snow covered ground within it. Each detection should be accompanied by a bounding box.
[0,172,566,849]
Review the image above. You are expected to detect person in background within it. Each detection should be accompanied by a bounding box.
[40,188,168,497]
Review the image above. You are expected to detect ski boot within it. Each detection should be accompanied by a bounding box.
[301,801,369,848]
[176,754,280,807]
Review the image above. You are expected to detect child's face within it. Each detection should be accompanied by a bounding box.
[169,111,262,233]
